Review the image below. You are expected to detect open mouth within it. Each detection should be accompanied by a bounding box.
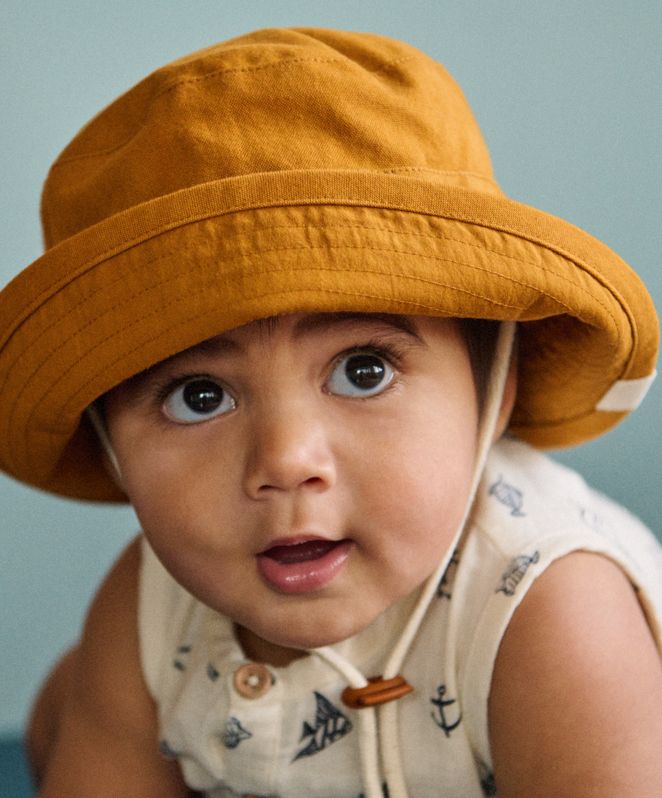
[257,538,352,594]
[261,539,343,564]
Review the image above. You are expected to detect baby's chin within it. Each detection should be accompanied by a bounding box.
[235,613,376,664]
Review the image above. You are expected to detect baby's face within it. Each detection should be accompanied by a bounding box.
[104,313,479,654]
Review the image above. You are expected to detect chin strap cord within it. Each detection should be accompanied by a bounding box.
[313,321,516,798]
[86,404,123,484]
[312,646,384,798]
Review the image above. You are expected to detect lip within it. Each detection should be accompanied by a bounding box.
[256,537,353,594]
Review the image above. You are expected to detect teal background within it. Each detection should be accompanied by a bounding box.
[1,0,660,761]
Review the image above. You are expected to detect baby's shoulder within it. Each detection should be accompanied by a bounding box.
[447,440,662,773]
[450,436,662,699]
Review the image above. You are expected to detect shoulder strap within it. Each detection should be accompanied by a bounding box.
[138,536,197,700]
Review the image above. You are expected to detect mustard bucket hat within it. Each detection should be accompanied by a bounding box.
[0,27,657,502]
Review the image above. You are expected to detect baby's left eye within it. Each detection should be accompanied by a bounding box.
[327,352,394,397]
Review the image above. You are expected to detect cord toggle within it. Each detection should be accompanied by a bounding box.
[342,675,413,709]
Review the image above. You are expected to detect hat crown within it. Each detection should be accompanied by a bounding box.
[41,27,497,247]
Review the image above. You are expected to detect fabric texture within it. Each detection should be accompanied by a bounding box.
[138,438,662,797]
[0,27,657,501]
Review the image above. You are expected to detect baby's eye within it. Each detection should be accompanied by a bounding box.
[327,352,394,397]
[162,378,236,424]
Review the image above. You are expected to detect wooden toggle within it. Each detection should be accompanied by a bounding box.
[341,675,413,708]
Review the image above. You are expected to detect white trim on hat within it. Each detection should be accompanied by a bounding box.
[596,372,657,413]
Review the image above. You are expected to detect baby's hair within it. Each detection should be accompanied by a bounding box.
[458,318,503,412]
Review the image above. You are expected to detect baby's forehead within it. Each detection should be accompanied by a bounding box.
[168,312,427,361]
[223,311,421,339]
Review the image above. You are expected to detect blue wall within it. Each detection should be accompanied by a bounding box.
[1,0,660,739]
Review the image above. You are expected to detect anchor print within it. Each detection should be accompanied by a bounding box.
[496,551,540,596]
[437,549,460,599]
[489,476,526,517]
[222,716,253,749]
[430,684,462,737]
[293,691,353,761]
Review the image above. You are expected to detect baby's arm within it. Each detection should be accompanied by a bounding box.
[27,538,195,797]
[489,551,662,797]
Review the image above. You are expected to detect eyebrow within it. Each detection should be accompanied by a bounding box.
[179,312,423,360]
[291,312,423,341]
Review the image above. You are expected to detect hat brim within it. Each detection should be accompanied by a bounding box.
[0,170,657,501]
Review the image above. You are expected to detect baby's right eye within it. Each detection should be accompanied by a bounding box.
[162,378,236,424]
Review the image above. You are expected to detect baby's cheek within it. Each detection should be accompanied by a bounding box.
[372,456,472,555]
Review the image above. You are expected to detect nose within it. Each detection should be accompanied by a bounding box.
[242,401,336,498]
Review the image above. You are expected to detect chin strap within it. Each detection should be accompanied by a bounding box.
[86,404,123,485]
[313,320,516,798]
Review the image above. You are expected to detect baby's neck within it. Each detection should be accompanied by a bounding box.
[234,623,308,666]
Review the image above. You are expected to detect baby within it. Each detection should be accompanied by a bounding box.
[2,27,661,798]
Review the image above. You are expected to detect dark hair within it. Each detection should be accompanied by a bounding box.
[458,318,503,412]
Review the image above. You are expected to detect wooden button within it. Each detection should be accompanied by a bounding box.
[233,662,273,699]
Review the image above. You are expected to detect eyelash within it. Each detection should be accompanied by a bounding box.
[343,340,404,360]
[153,372,219,407]
[149,338,408,410]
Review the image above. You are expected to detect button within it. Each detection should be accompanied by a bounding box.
[233,662,273,698]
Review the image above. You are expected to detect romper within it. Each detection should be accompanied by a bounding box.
[139,438,662,797]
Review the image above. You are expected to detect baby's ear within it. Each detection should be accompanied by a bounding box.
[493,346,518,442]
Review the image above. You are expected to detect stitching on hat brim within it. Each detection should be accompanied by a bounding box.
[0,221,619,412]
[10,225,623,457]
[2,196,623,360]
[12,174,634,341]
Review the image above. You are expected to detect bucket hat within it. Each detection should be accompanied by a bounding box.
[0,27,657,502]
